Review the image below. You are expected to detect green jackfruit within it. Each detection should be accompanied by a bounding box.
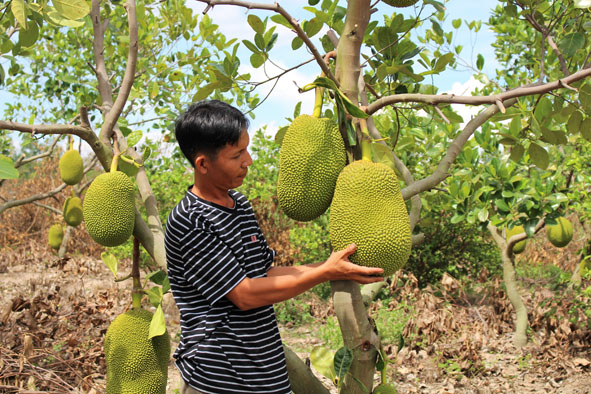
[59,150,84,185]
[83,171,135,247]
[63,196,83,227]
[277,115,346,222]
[382,0,419,7]
[104,308,170,394]
[505,225,526,254]
[329,160,412,276]
[546,217,573,248]
[48,224,64,250]
[373,383,398,394]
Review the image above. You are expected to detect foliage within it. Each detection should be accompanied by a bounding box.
[406,209,501,287]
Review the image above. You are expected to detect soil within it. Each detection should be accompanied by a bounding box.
[1,240,590,394]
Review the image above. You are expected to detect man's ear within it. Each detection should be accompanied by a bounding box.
[194,154,209,174]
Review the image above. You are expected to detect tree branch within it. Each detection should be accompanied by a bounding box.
[193,0,337,84]
[401,97,518,201]
[367,66,591,114]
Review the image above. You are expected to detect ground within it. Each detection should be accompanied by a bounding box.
[1,240,590,393]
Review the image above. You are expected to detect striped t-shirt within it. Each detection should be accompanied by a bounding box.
[164,188,291,394]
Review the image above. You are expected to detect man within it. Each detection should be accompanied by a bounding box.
[165,100,384,394]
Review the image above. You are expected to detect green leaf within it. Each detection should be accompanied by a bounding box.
[371,143,396,171]
[148,304,167,339]
[509,144,525,163]
[334,347,354,385]
[193,83,217,102]
[580,117,591,142]
[101,252,118,277]
[0,155,19,179]
[476,54,484,71]
[452,18,461,29]
[528,142,549,170]
[250,53,265,68]
[304,18,323,37]
[310,346,336,383]
[146,270,168,285]
[275,126,288,145]
[291,36,303,50]
[495,199,510,212]
[247,14,265,35]
[53,0,90,20]
[126,129,143,147]
[44,7,85,27]
[478,207,489,222]
[146,286,163,307]
[242,39,259,54]
[11,0,27,29]
[270,14,292,29]
[558,32,585,58]
[567,111,583,134]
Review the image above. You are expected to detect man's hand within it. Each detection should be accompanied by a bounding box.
[322,244,384,284]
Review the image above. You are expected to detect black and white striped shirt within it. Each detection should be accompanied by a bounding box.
[165,188,291,394]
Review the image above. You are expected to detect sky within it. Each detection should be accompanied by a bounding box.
[191,0,501,133]
[3,0,502,153]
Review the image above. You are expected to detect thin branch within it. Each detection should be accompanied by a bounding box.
[194,0,337,84]
[0,183,68,215]
[367,66,591,114]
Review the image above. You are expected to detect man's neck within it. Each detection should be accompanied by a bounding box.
[191,184,234,209]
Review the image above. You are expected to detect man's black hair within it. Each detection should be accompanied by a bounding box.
[175,100,249,167]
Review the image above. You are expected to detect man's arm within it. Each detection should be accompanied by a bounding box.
[225,244,383,311]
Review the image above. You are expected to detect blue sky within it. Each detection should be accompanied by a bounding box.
[197,0,501,132]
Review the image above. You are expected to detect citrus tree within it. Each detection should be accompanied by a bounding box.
[3,0,591,392]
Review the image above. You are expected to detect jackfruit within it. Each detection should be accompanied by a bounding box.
[48,224,64,250]
[373,383,398,394]
[505,225,526,254]
[382,0,419,7]
[277,115,346,221]
[83,171,135,247]
[329,160,412,276]
[59,150,84,185]
[63,196,83,227]
[546,217,573,248]
[104,308,170,394]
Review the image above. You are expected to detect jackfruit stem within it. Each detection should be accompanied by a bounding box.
[68,134,73,151]
[110,154,120,173]
[312,86,325,118]
[131,236,142,309]
[360,139,372,161]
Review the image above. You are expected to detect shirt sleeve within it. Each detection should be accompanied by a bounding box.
[180,229,247,305]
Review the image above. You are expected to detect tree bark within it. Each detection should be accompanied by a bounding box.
[488,224,528,347]
[283,345,330,394]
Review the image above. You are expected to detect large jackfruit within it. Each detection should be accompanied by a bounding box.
[48,224,64,250]
[329,160,412,276]
[546,217,573,248]
[505,225,526,254]
[104,308,170,394]
[277,115,346,221]
[63,196,83,227]
[59,150,84,185]
[83,171,135,247]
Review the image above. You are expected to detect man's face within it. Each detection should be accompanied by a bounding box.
[207,129,252,190]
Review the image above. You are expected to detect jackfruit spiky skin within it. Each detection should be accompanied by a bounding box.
[277,115,346,222]
[48,224,64,250]
[104,308,170,394]
[83,171,135,247]
[505,225,526,254]
[329,160,412,276]
[382,0,419,7]
[59,150,84,185]
[546,217,573,248]
[373,383,398,394]
[63,196,83,227]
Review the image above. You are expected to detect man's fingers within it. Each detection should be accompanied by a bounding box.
[339,243,357,257]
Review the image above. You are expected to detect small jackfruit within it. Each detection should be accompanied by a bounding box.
[104,308,170,394]
[505,225,526,254]
[373,383,398,394]
[382,0,419,7]
[63,196,83,227]
[59,150,84,185]
[329,160,412,276]
[83,171,135,247]
[48,224,64,250]
[546,217,573,248]
[277,115,346,221]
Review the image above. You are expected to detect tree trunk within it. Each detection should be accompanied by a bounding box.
[284,345,330,394]
[488,224,528,347]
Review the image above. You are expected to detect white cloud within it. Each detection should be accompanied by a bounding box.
[446,76,485,128]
